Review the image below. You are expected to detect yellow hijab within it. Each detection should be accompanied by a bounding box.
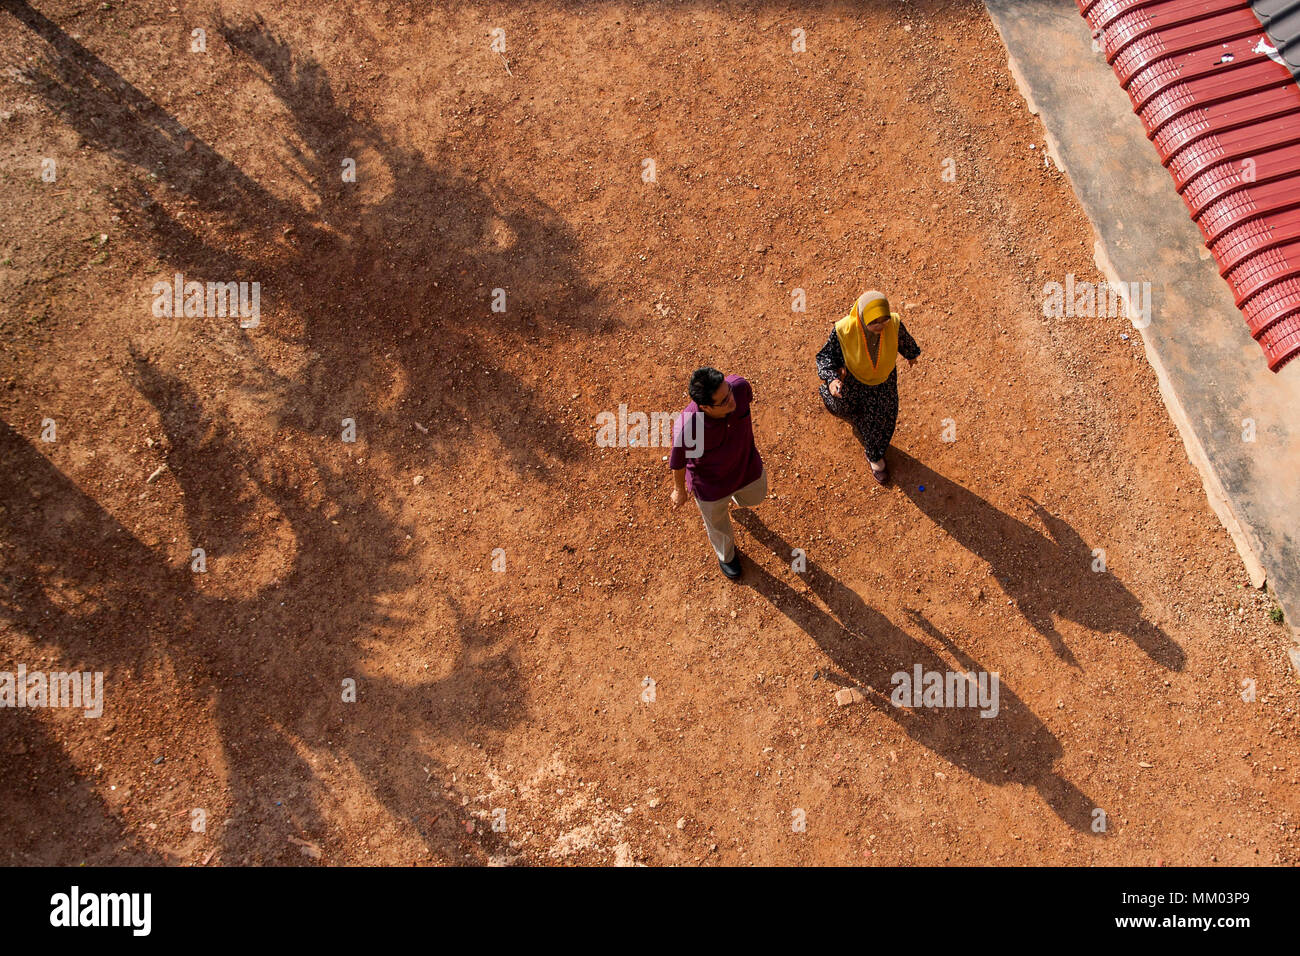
[835,292,899,386]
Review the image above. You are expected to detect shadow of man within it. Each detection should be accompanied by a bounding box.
[734,510,1102,833]
[888,449,1183,672]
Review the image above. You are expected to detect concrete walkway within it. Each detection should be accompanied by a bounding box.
[985,0,1300,670]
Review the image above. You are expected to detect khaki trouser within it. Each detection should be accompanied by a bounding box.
[695,469,769,562]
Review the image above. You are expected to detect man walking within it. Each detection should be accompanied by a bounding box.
[669,367,767,579]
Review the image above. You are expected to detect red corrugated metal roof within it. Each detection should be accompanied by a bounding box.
[1080,0,1300,371]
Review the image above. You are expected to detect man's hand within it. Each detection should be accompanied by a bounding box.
[671,468,689,508]
[828,377,843,397]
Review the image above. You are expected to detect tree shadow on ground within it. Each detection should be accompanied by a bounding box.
[11,0,599,477]
[734,510,1101,833]
[1,406,522,863]
[1,0,588,862]
[0,708,167,865]
[887,450,1183,672]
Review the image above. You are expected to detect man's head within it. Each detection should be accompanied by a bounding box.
[689,366,736,418]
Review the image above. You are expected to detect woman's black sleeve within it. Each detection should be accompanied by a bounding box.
[816,331,843,382]
[898,322,922,361]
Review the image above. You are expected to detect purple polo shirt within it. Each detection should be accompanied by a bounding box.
[669,375,763,502]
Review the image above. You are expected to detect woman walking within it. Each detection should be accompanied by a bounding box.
[816,290,921,484]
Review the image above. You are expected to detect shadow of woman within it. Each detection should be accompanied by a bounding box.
[887,449,1183,672]
[734,510,1103,833]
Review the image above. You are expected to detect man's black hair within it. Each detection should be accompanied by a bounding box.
[689,367,726,407]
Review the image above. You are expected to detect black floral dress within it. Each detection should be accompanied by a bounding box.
[816,322,921,462]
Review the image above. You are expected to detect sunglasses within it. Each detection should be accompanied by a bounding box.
[702,383,733,407]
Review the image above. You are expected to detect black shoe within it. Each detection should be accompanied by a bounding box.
[719,551,743,580]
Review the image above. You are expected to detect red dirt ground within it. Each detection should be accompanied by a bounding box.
[1,0,1296,865]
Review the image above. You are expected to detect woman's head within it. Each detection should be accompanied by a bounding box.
[857,290,892,332]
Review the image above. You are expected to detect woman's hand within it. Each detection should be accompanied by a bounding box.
[828,377,843,397]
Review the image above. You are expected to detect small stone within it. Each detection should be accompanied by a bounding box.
[835,687,865,707]
[648,797,662,809]
[152,755,165,765]
[412,475,425,485]
[676,817,687,830]
[289,836,322,859]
